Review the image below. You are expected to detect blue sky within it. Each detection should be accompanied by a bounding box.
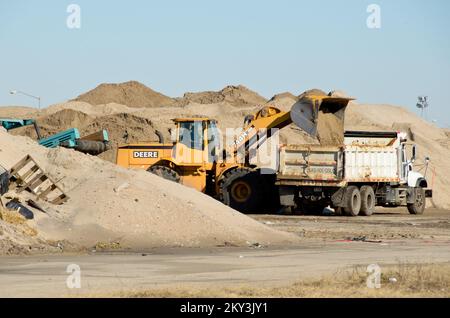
[1,0,449,126]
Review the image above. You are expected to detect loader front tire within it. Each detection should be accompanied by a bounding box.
[148,165,180,183]
[220,168,261,213]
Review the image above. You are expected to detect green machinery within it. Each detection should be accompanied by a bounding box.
[0,118,110,155]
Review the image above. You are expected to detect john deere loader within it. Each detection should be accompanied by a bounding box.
[116,92,352,212]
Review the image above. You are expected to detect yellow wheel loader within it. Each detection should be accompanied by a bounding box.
[116,92,352,212]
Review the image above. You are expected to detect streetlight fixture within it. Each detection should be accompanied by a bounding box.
[416,96,429,118]
[9,90,41,109]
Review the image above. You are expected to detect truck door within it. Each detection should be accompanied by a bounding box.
[400,143,409,183]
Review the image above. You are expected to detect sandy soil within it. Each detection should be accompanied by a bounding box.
[0,208,448,297]
[114,263,450,298]
[73,81,175,108]
[0,238,448,297]
[252,207,450,241]
[175,84,268,107]
[0,130,298,255]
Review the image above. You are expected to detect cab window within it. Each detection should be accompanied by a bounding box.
[207,121,221,162]
[178,121,204,150]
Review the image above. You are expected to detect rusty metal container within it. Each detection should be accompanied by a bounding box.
[277,131,402,186]
[277,144,345,186]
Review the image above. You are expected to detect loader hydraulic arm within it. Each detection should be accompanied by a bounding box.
[232,106,291,151]
[231,95,354,157]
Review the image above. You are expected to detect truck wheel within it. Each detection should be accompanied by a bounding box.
[148,165,180,183]
[343,186,361,216]
[220,168,261,213]
[407,188,426,215]
[360,186,375,216]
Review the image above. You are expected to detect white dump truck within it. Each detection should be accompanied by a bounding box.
[277,131,433,216]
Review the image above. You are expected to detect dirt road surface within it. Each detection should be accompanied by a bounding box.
[252,208,450,241]
[1,208,449,297]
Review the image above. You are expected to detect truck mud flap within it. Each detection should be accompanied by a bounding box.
[331,187,346,207]
[425,189,433,198]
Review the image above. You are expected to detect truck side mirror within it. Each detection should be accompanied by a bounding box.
[411,145,417,162]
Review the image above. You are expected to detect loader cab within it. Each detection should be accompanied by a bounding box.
[172,118,221,165]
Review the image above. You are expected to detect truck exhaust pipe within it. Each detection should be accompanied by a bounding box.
[155,130,164,143]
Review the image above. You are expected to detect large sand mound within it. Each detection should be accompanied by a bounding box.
[176,85,267,107]
[73,81,175,108]
[0,106,38,118]
[0,130,297,254]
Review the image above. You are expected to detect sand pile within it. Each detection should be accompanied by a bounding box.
[0,106,39,118]
[0,206,72,255]
[316,111,345,145]
[73,81,175,108]
[267,92,299,111]
[176,85,267,107]
[0,130,297,253]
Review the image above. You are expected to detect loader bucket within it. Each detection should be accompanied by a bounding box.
[290,98,320,136]
[290,95,353,145]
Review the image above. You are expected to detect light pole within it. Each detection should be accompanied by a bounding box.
[416,96,428,118]
[9,90,41,109]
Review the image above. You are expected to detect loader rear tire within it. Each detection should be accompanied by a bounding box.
[407,187,425,215]
[343,186,361,217]
[220,168,261,214]
[148,165,180,183]
[360,186,375,216]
